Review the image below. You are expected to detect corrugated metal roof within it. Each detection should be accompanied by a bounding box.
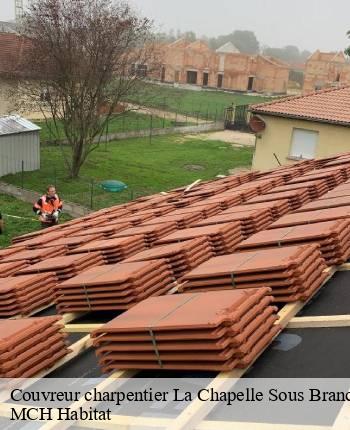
[0,115,41,136]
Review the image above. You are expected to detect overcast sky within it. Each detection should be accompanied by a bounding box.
[1,0,350,52]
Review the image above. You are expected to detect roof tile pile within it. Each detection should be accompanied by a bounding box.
[295,195,350,212]
[0,317,69,377]
[0,246,66,265]
[168,202,222,218]
[268,207,350,229]
[111,222,178,247]
[156,222,243,255]
[124,237,214,279]
[180,245,327,302]
[40,233,104,250]
[141,211,204,229]
[91,289,281,371]
[266,179,329,200]
[237,219,350,266]
[69,222,132,238]
[54,260,175,312]
[204,193,242,209]
[69,236,146,264]
[194,209,273,238]
[223,200,290,220]
[0,273,58,317]
[0,261,28,277]
[246,189,311,210]
[17,252,105,281]
[287,170,344,189]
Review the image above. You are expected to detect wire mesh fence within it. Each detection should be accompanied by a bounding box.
[0,155,158,211]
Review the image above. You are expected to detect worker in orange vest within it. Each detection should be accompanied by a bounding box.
[33,185,63,228]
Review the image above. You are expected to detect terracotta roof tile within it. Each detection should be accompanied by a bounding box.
[251,86,350,126]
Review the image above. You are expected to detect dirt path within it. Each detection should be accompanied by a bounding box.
[185,130,256,147]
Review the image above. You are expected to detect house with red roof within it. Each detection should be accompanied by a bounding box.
[250,86,350,170]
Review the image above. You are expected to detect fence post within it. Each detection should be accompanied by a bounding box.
[163,113,165,128]
[21,160,24,189]
[175,112,178,126]
[54,167,57,188]
[196,112,199,125]
[90,179,94,209]
[122,114,126,132]
[215,106,218,123]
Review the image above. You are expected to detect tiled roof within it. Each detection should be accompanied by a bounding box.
[250,86,350,126]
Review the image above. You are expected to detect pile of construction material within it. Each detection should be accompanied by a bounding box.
[0,273,58,317]
[91,289,281,372]
[54,260,175,312]
[0,316,68,377]
[180,245,327,302]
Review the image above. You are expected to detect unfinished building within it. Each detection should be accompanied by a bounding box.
[303,50,350,93]
[156,39,290,95]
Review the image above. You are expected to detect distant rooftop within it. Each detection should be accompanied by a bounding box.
[216,42,240,54]
[0,116,41,136]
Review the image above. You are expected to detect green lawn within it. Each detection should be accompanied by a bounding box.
[0,194,71,247]
[126,82,274,120]
[35,111,186,142]
[3,134,254,210]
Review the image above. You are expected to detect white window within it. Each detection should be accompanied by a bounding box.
[289,128,318,159]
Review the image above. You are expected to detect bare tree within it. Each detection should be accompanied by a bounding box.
[12,0,156,178]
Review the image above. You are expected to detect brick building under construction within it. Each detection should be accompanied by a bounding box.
[154,39,290,95]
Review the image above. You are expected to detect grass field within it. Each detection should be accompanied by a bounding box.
[126,82,274,120]
[3,134,254,209]
[0,194,71,248]
[36,111,183,142]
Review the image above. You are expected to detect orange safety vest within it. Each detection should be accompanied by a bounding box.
[35,194,62,213]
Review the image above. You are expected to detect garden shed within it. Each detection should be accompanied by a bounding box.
[0,115,41,177]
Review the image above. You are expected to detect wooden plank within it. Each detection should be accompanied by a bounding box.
[64,323,102,333]
[288,315,350,329]
[184,179,201,193]
[338,263,350,271]
[62,312,87,324]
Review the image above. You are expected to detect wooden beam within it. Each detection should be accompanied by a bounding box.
[288,315,350,329]
[184,179,201,193]
[62,312,87,324]
[332,393,350,430]
[64,323,102,333]
[338,263,350,271]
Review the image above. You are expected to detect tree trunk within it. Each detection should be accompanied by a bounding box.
[70,141,84,178]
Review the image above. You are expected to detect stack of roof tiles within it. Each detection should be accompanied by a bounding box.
[237,219,350,266]
[266,179,329,200]
[91,289,281,372]
[204,193,242,209]
[0,261,28,277]
[295,195,350,212]
[141,211,204,229]
[124,237,214,279]
[246,189,311,210]
[194,208,273,238]
[111,222,178,247]
[287,170,345,189]
[0,317,69,377]
[17,252,105,281]
[69,222,132,239]
[54,260,175,312]
[0,273,58,317]
[268,207,350,229]
[156,222,243,255]
[180,245,327,302]
[0,246,66,265]
[168,202,222,218]
[69,236,146,264]
[223,201,290,220]
[39,233,104,251]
